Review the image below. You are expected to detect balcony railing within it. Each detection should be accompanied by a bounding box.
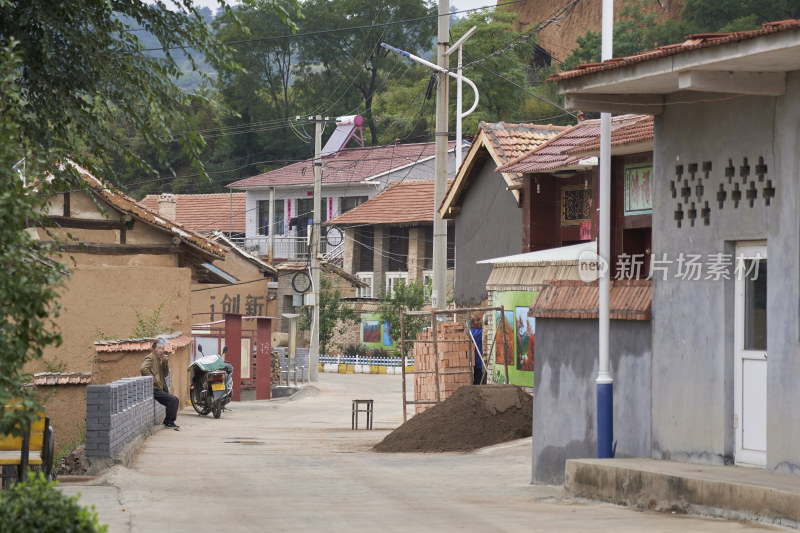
[244,235,343,266]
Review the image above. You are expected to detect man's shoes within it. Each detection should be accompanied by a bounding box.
[164,422,180,430]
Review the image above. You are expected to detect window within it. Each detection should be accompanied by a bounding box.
[385,272,409,298]
[355,227,374,272]
[388,227,409,272]
[422,270,433,302]
[257,199,285,236]
[342,196,367,213]
[356,272,373,298]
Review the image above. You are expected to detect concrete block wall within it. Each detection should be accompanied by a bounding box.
[85,376,164,458]
[413,322,473,414]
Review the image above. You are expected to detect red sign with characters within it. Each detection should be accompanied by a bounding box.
[580,221,592,241]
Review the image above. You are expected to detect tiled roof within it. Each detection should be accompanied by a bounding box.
[497,114,648,174]
[440,122,567,217]
[566,115,654,155]
[70,164,226,260]
[530,279,651,321]
[227,142,455,189]
[327,180,443,226]
[276,261,367,288]
[94,333,193,353]
[480,122,569,182]
[32,372,93,386]
[547,20,800,83]
[139,193,246,234]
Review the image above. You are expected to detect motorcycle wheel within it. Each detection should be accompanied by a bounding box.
[212,399,222,419]
[191,386,211,416]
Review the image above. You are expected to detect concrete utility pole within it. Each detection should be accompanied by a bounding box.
[309,115,324,382]
[431,0,449,309]
[597,0,614,459]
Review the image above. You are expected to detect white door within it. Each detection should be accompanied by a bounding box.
[734,242,767,467]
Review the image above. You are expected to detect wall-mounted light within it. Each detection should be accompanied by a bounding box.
[534,176,541,194]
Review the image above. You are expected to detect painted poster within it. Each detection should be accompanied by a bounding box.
[363,321,380,344]
[515,307,535,372]
[383,320,393,346]
[624,163,653,215]
[494,310,515,366]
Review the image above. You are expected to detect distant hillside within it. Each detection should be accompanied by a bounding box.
[117,6,218,92]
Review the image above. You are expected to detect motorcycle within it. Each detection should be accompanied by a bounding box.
[188,346,233,419]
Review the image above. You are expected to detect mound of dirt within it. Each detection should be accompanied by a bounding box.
[374,385,532,453]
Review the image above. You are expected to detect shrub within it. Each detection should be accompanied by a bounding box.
[0,472,107,532]
[342,343,368,357]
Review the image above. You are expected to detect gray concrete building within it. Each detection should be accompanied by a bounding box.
[551,21,800,475]
[440,122,567,306]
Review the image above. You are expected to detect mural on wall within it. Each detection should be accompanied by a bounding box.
[363,321,381,344]
[492,290,538,387]
[383,320,393,346]
[494,310,515,366]
[515,306,535,372]
[624,163,653,216]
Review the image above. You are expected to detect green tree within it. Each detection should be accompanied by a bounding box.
[0,0,289,435]
[297,0,436,145]
[0,42,64,437]
[213,0,308,178]
[376,280,426,357]
[452,9,543,131]
[300,277,360,356]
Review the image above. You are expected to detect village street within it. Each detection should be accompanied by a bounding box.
[60,374,784,532]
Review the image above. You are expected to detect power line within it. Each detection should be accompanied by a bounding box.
[143,1,527,53]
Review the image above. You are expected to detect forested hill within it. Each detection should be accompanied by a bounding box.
[117,7,217,91]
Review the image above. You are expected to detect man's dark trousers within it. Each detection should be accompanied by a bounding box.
[153,389,178,425]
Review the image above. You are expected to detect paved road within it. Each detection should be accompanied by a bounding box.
[61,374,783,532]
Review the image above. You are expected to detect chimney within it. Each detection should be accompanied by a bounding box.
[158,193,177,221]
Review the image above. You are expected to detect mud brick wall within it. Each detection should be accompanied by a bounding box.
[85,376,164,458]
[413,322,473,414]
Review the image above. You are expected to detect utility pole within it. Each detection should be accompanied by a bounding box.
[431,0,449,309]
[309,115,324,382]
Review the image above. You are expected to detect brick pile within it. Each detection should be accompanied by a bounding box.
[413,322,473,414]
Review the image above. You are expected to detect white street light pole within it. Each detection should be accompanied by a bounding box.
[597,0,614,459]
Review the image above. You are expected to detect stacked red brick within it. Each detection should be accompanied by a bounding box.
[413,322,473,414]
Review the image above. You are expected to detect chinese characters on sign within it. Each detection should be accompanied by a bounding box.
[560,185,592,226]
[624,163,653,216]
[579,221,592,241]
[209,293,267,321]
[613,252,763,281]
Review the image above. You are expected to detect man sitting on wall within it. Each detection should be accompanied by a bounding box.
[141,338,180,430]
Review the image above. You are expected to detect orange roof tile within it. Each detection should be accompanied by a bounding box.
[33,372,93,386]
[498,115,648,174]
[529,279,651,321]
[328,180,446,226]
[140,193,246,234]
[566,115,654,155]
[547,20,800,83]
[94,334,193,354]
[68,164,226,260]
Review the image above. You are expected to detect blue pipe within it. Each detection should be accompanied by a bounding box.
[597,382,614,458]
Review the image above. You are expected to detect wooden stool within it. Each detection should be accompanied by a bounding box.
[351,399,373,430]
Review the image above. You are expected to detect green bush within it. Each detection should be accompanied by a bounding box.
[0,472,107,533]
[343,343,367,357]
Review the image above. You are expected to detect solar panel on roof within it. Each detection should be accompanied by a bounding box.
[321,115,364,156]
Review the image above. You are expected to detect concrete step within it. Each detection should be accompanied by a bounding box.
[565,458,800,528]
